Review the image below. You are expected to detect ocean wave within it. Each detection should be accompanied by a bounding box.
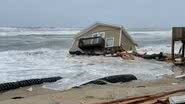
[0,29,175,91]
[129,30,171,35]
[129,31,171,40]
[0,27,80,36]
[0,31,80,36]
[0,48,173,91]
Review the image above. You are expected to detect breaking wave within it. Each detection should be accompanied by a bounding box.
[0,48,173,91]
[0,27,80,36]
[0,28,175,91]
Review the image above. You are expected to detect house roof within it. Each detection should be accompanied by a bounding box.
[75,22,137,46]
[75,22,122,38]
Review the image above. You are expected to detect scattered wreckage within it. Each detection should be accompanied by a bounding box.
[67,25,185,104]
[69,24,185,66]
[69,22,172,62]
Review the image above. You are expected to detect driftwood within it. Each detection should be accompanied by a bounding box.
[93,88,185,104]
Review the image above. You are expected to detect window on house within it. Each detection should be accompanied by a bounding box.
[92,32,105,38]
[106,38,114,47]
[92,32,105,44]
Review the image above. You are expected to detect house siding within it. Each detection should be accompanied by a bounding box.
[70,23,137,54]
[76,25,121,47]
[121,31,136,51]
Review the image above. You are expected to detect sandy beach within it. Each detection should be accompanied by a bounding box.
[0,66,184,104]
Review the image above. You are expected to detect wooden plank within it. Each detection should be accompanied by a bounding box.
[93,89,185,104]
[172,27,185,41]
[172,40,175,62]
[182,42,185,58]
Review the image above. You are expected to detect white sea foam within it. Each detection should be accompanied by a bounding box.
[129,31,171,37]
[0,29,176,91]
[46,55,173,91]
[0,31,80,36]
[137,44,181,54]
[129,31,171,44]
[0,48,173,91]
[0,27,80,36]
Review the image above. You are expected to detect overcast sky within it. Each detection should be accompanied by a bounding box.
[0,0,185,28]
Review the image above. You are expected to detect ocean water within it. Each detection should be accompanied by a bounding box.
[0,27,175,91]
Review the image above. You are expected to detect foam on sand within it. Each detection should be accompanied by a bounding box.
[0,48,173,91]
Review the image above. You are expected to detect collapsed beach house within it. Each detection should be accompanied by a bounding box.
[69,22,137,55]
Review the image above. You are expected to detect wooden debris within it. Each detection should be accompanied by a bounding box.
[115,51,134,60]
[175,74,185,79]
[93,89,185,104]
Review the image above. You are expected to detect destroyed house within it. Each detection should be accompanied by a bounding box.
[69,23,137,55]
